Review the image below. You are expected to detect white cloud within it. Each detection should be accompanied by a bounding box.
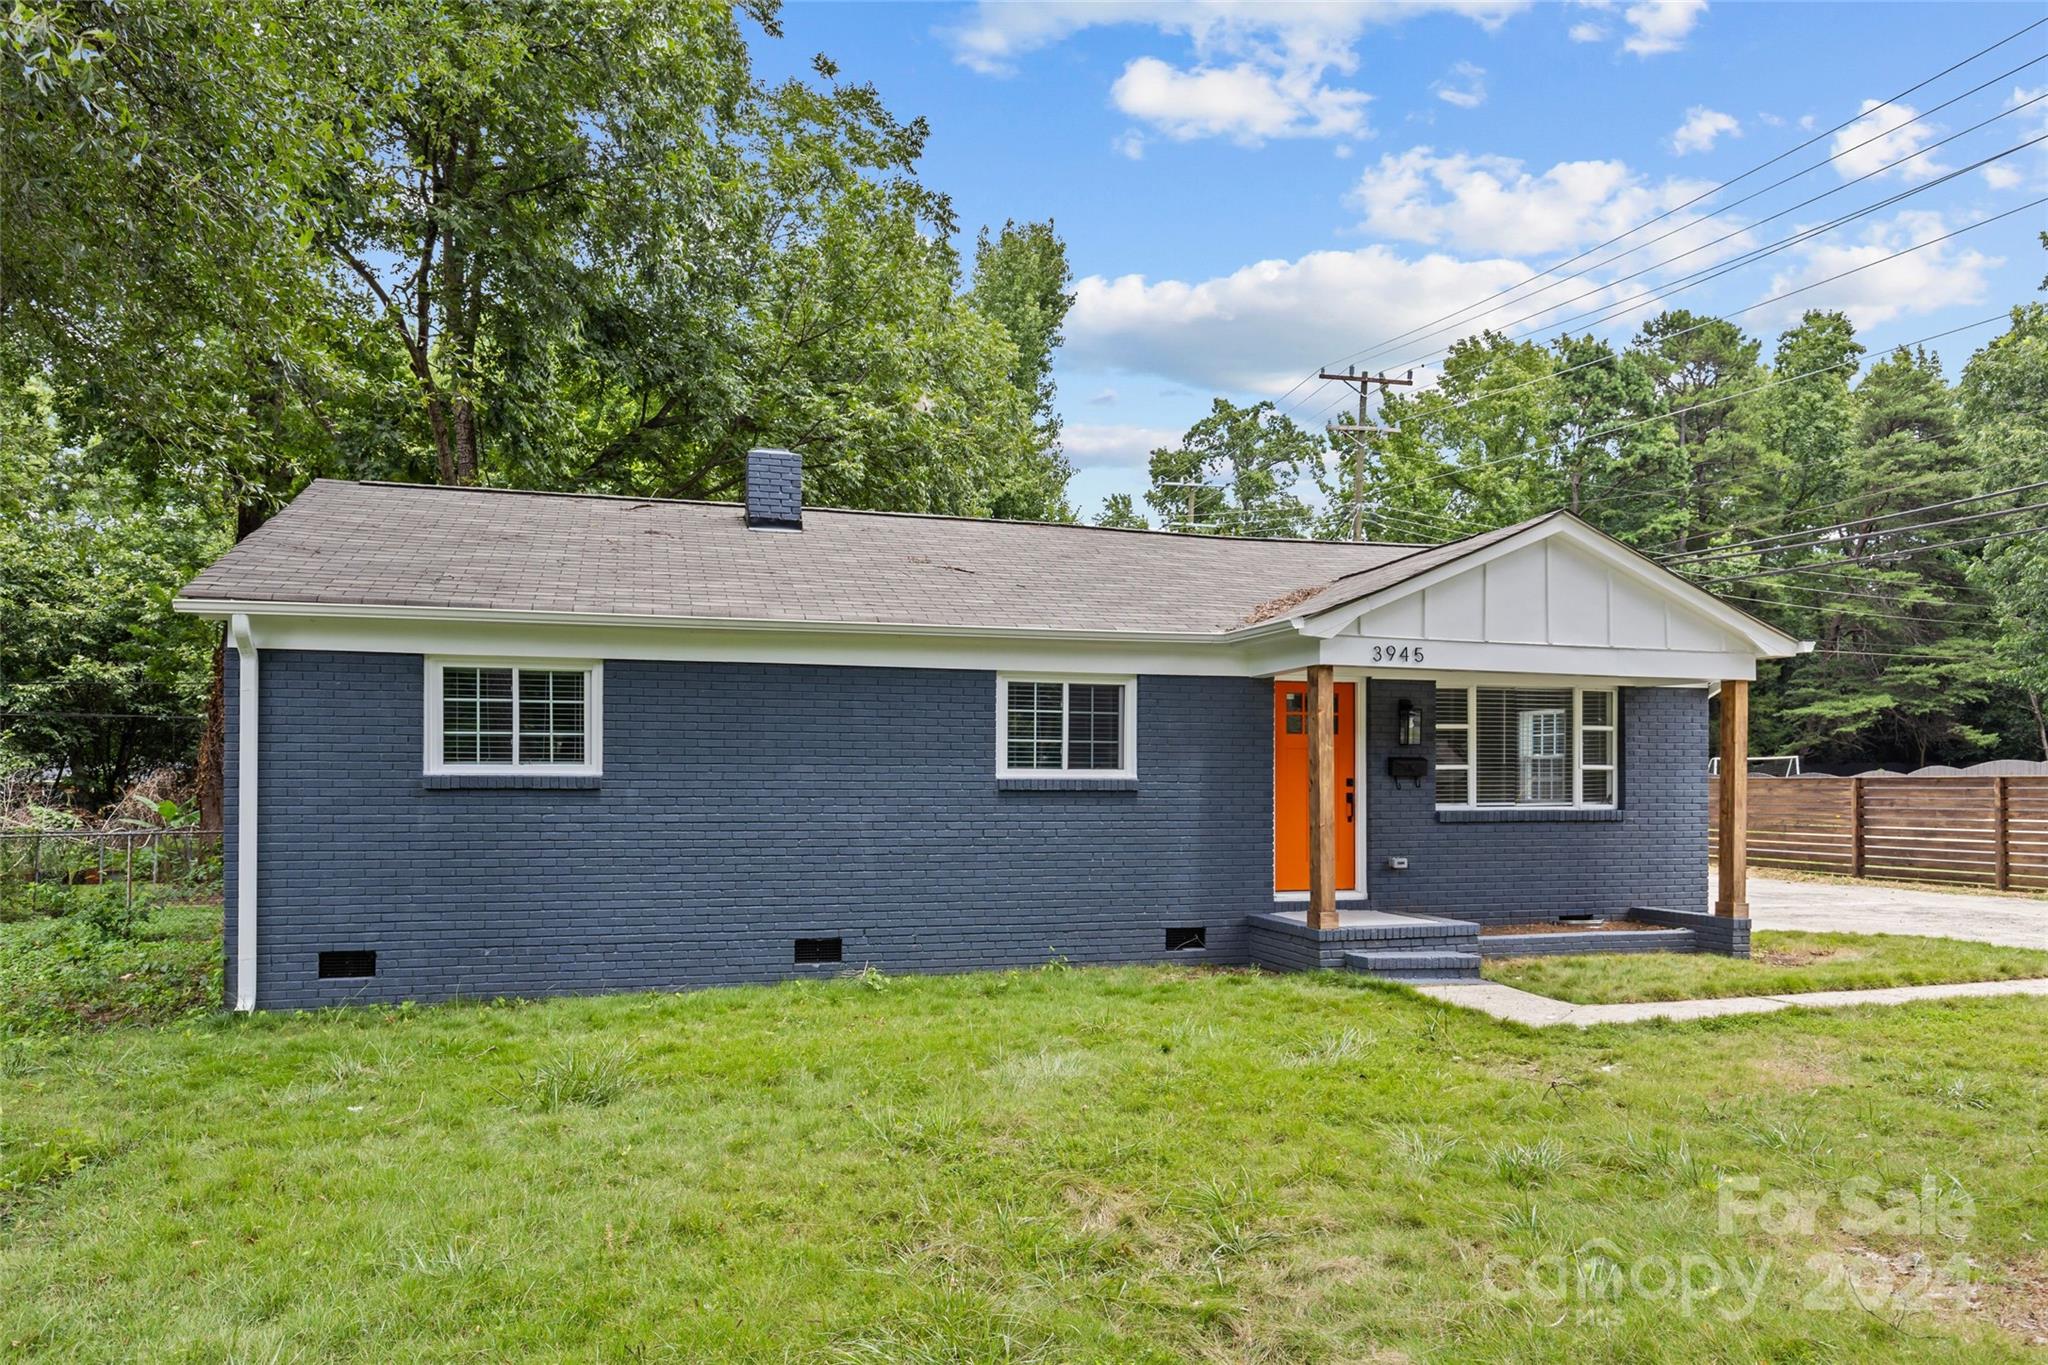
[1432,61,1487,109]
[944,2,1530,145]
[1622,0,1706,56]
[1347,147,1724,257]
[1568,21,1607,42]
[1065,245,1544,394]
[1112,130,1147,160]
[1670,106,1739,154]
[1757,211,2000,330]
[1984,86,2048,191]
[1112,55,1370,143]
[1062,422,1183,466]
[944,2,1529,77]
[1829,99,1949,182]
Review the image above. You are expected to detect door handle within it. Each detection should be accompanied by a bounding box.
[1345,777,1355,822]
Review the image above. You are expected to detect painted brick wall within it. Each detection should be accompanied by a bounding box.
[1362,681,1709,923]
[225,653,1272,1008]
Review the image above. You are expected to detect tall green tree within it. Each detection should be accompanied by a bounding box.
[0,382,225,806]
[1963,300,2048,755]
[1095,493,1148,530]
[1634,311,1762,553]
[1544,332,1674,544]
[1336,331,1556,540]
[968,220,1076,466]
[1146,399,1315,538]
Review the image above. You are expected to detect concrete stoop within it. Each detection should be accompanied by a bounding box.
[1247,908,1483,978]
[1341,948,1482,983]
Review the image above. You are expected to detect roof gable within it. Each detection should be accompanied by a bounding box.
[1290,513,1804,658]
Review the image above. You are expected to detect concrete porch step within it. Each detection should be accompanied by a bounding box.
[1343,949,1483,983]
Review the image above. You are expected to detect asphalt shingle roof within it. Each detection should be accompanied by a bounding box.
[178,480,1450,635]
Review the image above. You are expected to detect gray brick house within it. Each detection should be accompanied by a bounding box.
[176,450,1805,1010]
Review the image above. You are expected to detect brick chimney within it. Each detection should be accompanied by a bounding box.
[744,448,803,530]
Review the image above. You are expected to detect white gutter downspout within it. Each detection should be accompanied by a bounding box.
[230,613,259,1012]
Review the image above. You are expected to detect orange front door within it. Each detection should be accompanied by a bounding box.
[1273,681,1357,893]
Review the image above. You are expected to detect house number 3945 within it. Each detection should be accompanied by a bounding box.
[1367,644,1425,663]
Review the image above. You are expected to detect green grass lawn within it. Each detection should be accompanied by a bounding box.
[1484,930,2048,1006]
[4,959,2046,1361]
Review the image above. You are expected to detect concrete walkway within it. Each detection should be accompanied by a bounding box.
[1414,975,2048,1028]
[1733,873,2046,949]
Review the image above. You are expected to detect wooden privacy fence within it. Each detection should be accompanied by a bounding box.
[1707,775,2048,891]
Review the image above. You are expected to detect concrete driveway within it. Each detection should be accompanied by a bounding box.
[1720,873,2047,949]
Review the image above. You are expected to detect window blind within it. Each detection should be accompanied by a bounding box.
[1475,687,1574,805]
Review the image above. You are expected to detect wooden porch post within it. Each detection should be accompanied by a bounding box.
[1714,679,1749,919]
[1307,664,1338,931]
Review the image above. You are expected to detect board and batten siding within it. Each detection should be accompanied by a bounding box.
[1346,536,1751,654]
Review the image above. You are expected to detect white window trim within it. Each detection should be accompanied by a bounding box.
[1434,683,1617,811]
[995,673,1138,780]
[1580,688,1617,807]
[1436,694,1470,808]
[423,657,604,776]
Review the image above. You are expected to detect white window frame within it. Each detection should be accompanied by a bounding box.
[996,674,1138,780]
[1433,683,1617,810]
[1578,688,1617,807]
[1435,689,1470,807]
[423,657,603,777]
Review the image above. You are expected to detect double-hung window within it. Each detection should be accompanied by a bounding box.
[1434,684,1617,809]
[425,659,603,775]
[997,676,1136,779]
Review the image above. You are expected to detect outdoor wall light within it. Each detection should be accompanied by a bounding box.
[1397,698,1422,747]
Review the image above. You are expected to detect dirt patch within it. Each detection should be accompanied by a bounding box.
[1747,1047,1842,1091]
[1755,945,1867,967]
[1479,921,1684,936]
[1987,1254,2048,1347]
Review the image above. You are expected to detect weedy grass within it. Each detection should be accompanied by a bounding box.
[1484,930,2048,1004]
[0,897,219,1036]
[2,964,2045,1360]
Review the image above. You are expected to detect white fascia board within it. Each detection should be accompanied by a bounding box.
[178,601,1288,678]
[1318,637,1758,682]
[1289,517,1808,657]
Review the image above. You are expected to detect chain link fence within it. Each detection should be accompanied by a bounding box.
[0,828,223,920]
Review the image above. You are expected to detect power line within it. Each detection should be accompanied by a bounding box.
[1275,16,2048,417]
[1643,466,1993,554]
[1366,130,2046,406]
[1391,309,2019,495]
[1696,522,2048,583]
[1345,60,2048,380]
[1308,188,2041,430]
[1661,489,2048,567]
[1810,645,1989,662]
[1726,576,1966,602]
[1336,320,2016,549]
[1715,591,1976,624]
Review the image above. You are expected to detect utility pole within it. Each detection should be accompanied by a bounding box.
[1158,479,1212,535]
[1318,367,1414,541]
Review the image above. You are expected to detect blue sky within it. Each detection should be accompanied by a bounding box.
[753,2,2048,521]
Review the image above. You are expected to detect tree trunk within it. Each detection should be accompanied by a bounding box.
[453,396,479,484]
[2030,690,2047,762]
[196,629,226,832]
